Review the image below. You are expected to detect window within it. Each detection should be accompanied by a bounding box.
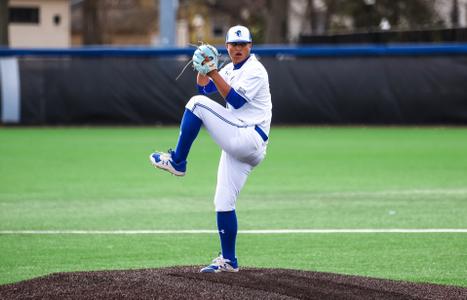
[9,7,40,24]
[53,14,61,26]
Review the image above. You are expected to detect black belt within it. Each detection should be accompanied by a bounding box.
[254,125,268,142]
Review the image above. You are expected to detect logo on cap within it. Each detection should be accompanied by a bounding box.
[235,30,242,37]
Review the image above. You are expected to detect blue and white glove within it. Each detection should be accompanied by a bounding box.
[192,44,219,76]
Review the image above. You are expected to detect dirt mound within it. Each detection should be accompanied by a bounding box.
[1,266,466,299]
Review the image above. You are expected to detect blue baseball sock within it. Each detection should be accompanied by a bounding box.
[172,109,202,163]
[217,210,237,263]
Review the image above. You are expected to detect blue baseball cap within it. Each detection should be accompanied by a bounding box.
[225,25,252,43]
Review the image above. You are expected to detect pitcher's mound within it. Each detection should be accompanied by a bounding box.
[1,266,466,299]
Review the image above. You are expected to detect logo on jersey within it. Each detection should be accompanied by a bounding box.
[238,86,247,96]
[235,30,242,37]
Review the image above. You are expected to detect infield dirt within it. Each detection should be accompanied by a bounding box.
[1,266,466,299]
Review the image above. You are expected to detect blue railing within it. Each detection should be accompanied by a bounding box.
[1,43,467,57]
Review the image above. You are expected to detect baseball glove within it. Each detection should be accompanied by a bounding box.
[192,44,219,75]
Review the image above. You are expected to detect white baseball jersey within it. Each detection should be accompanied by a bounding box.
[219,54,272,136]
[186,53,272,212]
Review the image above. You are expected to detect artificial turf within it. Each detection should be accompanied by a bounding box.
[0,127,466,286]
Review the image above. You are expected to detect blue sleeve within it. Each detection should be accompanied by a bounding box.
[226,88,247,109]
[197,80,217,95]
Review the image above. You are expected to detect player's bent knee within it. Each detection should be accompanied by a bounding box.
[186,95,218,121]
[186,95,211,111]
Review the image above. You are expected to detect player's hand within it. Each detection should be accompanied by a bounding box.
[193,44,219,76]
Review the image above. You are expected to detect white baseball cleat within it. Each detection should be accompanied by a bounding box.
[149,150,186,176]
[200,255,239,273]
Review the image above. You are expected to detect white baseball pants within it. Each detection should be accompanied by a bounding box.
[186,95,267,212]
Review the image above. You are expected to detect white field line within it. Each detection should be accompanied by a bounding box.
[0,229,467,235]
[300,188,467,198]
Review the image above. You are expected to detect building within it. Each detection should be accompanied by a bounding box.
[69,0,234,47]
[9,0,70,47]
[70,0,158,46]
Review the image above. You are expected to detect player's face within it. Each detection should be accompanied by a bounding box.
[227,42,252,64]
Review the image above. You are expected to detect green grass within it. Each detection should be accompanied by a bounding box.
[0,127,466,286]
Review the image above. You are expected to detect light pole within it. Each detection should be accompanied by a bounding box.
[159,0,179,47]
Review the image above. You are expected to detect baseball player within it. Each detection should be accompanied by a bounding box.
[149,25,272,273]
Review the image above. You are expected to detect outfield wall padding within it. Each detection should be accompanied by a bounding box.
[18,57,197,125]
[2,46,467,125]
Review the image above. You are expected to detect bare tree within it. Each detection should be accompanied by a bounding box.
[82,0,104,45]
[264,0,288,43]
[323,0,339,32]
[0,0,8,46]
[306,0,319,34]
[451,0,459,27]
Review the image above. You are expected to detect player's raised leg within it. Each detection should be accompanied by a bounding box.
[149,107,202,176]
